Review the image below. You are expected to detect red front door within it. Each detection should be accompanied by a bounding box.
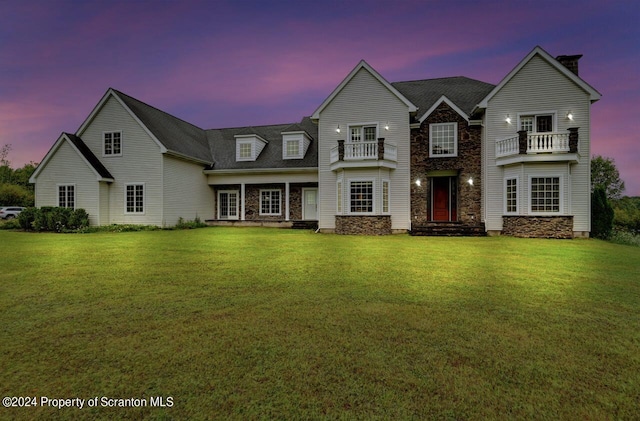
[431,177,457,221]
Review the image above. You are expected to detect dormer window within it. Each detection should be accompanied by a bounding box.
[282,131,311,160]
[235,134,267,162]
[104,131,122,156]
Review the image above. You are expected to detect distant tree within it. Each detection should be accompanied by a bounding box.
[12,162,37,191]
[612,196,640,234]
[591,186,614,239]
[0,144,11,184]
[0,183,34,207]
[591,155,625,200]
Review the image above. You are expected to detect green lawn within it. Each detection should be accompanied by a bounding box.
[1,228,638,420]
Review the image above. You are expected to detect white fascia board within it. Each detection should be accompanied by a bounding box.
[204,167,317,176]
[76,88,168,153]
[165,150,213,166]
[478,46,602,108]
[311,60,417,120]
[29,133,111,183]
[418,95,469,123]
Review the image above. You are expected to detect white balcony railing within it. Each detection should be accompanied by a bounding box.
[496,132,571,158]
[330,141,397,164]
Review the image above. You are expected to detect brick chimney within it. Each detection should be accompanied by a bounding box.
[556,54,583,76]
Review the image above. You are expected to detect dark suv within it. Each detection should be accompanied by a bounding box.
[0,207,25,219]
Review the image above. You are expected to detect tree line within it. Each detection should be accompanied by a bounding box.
[0,144,37,207]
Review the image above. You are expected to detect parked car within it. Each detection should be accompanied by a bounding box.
[0,207,25,219]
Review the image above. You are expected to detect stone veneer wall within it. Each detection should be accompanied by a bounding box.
[502,216,574,239]
[244,184,284,220]
[335,215,391,235]
[410,102,482,225]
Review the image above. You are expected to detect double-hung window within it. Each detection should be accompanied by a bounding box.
[104,131,122,156]
[505,178,518,214]
[125,184,144,214]
[429,123,457,157]
[530,177,560,213]
[260,190,281,215]
[350,181,373,213]
[285,140,300,158]
[58,185,75,209]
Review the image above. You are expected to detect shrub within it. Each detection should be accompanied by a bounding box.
[591,186,614,239]
[0,218,20,229]
[18,207,90,232]
[610,229,640,247]
[18,207,37,230]
[174,216,208,230]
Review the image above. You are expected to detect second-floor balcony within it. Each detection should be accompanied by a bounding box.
[330,138,397,170]
[495,128,580,165]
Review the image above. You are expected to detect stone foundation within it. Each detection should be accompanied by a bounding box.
[335,215,392,235]
[502,215,574,239]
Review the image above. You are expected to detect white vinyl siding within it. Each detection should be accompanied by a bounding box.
[260,190,281,215]
[32,141,101,225]
[78,95,163,225]
[317,67,411,230]
[162,155,215,226]
[430,122,457,157]
[58,184,75,209]
[483,54,592,233]
[103,131,122,156]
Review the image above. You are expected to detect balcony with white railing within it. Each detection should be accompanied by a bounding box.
[330,138,397,170]
[495,129,579,165]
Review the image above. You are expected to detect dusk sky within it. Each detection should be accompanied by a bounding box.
[2,0,639,195]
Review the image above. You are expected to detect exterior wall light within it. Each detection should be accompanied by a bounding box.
[567,111,574,121]
[415,179,422,187]
[468,177,474,186]
[336,125,341,133]
[505,114,512,124]
[384,122,389,131]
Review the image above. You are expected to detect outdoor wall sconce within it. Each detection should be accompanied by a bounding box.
[468,177,474,186]
[415,179,422,187]
[384,122,389,131]
[336,125,341,133]
[505,114,512,124]
[567,111,574,121]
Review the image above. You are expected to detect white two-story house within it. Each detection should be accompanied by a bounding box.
[30,46,600,237]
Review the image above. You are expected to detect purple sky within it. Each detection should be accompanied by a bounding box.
[2,0,639,195]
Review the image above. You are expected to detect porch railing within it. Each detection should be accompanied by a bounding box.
[330,140,397,164]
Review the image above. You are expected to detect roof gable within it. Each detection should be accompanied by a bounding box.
[30,133,113,183]
[311,60,417,120]
[76,89,212,165]
[478,46,601,108]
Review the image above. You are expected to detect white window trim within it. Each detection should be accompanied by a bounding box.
[336,180,343,214]
[237,140,254,161]
[517,111,557,133]
[217,190,239,220]
[528,175,564,215]
[504,176,519,215]
[57,183,76,209]
[103,131,123,157]
[259,189,281,216]
[124,183,145,215]
[283,138,303,160]
[429,122,458,157]
[347,178,375,215]
[347,122,379,143]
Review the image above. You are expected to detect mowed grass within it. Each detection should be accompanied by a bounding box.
[0,228,638,420]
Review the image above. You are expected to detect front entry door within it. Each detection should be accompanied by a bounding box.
[218,190,239,220]
[431,177,457,221]
[302,188,318,220]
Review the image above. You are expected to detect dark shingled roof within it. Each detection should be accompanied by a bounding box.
[391,76,495,119]
[65,133,114,179]
[206,116,318,170]
[113,89,212,164]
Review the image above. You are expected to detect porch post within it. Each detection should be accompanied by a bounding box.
[568,127,579,153]
[517,130,528,154]
[241,183,246,221]
[285,182,290,221]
